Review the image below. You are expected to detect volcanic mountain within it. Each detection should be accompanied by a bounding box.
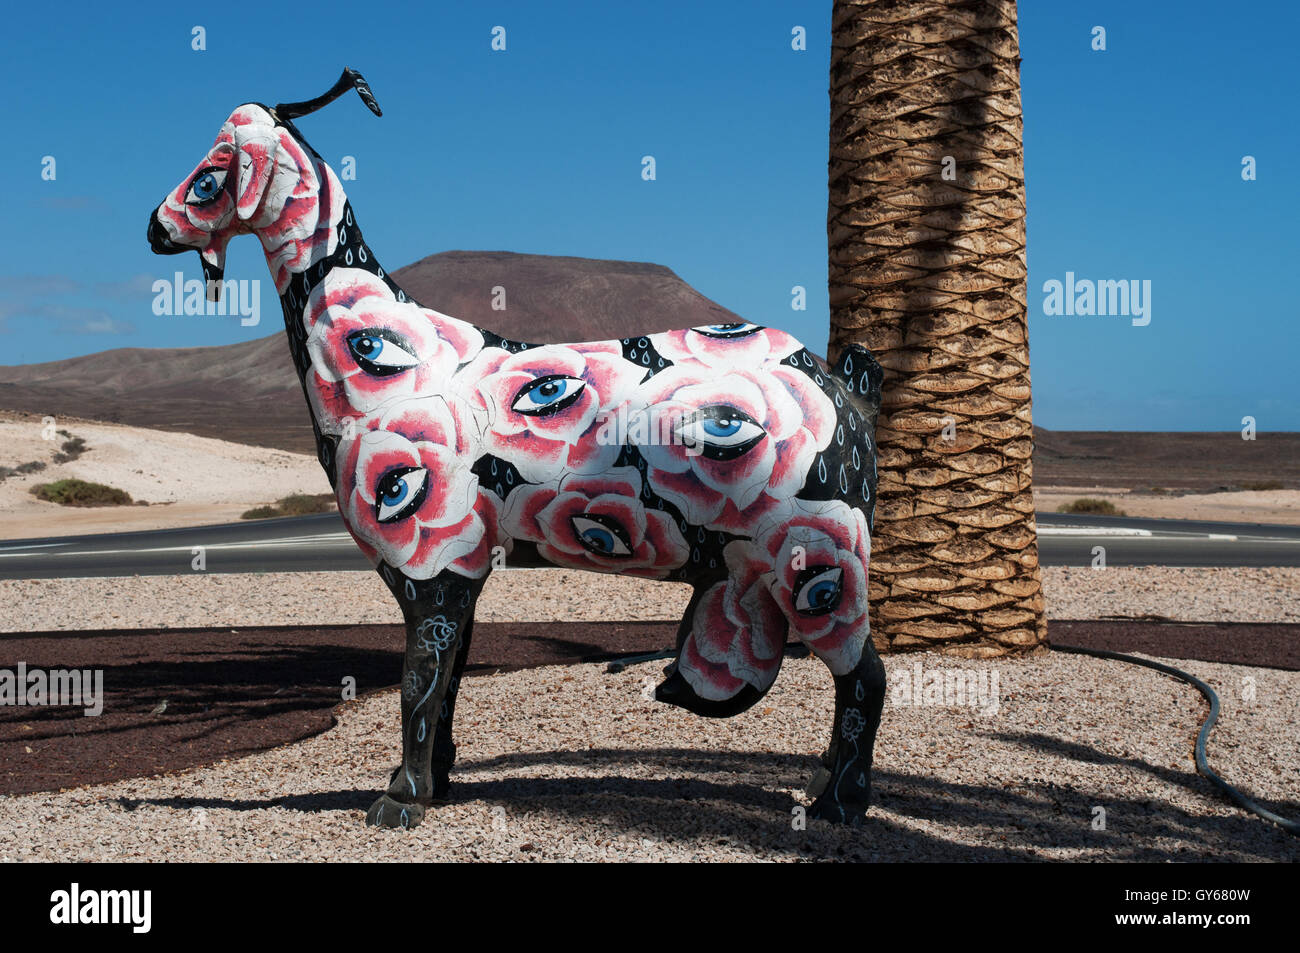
[0,251,746,454]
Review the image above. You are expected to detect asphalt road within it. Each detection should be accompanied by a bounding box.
[2,511,1299,580]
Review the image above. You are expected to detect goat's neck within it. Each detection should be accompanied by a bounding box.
[271,162,423,385]
[264,160,406,485]
[267,160,485,488]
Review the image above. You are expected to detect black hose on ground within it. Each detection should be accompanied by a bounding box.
[1052,642,1300,837]
[606,639,1298,836]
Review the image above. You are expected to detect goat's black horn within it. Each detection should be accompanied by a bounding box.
[274,67,382,120]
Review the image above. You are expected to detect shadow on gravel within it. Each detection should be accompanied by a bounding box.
[118,744,1296,861]
[986,729,1300,844]
[0,621,676,796]
[7,617,1297,859]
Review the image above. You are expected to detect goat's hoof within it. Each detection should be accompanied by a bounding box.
[365,795,425,830]
[805,764,833,800]
[808,796,871,826]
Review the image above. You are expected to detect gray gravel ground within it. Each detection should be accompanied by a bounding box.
[5,565,1300,633]
[1,651,1295,861]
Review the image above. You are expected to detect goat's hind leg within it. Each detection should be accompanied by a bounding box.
[654,579,774,718]
[366,577,481,830]
[807,638,885,824]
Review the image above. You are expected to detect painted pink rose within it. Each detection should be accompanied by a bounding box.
[626,363,835,534]
[650,323,802,369]
[500,467,689,579]
[336,396,505,579]
[677,542,788,701]
[245,122,348,293]
[459,343,646,483]
[305,269,484,433]
[755,499,870,675]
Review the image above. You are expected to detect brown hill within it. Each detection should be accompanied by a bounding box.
[1032,429,1300,491]
[0,251,742,454]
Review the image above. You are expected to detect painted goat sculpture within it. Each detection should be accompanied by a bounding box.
[148,69,887,828]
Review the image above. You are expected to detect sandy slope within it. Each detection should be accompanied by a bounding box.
[0,412,329,540]
[1035,486,1300,526]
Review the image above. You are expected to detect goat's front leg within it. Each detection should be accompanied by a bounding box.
[366,585,479,830]
[430,610,474,800]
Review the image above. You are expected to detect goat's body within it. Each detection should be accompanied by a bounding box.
[287,255,883,699]
[150,80,887,828]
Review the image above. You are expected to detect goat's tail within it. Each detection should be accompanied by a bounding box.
[829,343,884,434]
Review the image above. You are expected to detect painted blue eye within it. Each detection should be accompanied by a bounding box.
[346,328,420,377]
[583,526,615,552]
[701,417,742,438]
[693,322,761,339]
[185,167,228,206]
[793,566,843,616]
[374,467,428,523]
[512,375,586,417]
[675,405,766,461]
[569,514,633,558]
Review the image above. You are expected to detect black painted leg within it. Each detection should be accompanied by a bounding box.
[430,612,474,801]
[808,643,886,824]
[806,727,840,800]
[366,587,479,830]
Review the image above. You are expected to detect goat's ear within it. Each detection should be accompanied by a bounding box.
[232,128,278,222]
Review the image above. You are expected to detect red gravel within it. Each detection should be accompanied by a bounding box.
[2,619,1294,797]
[1049,619,1300,671]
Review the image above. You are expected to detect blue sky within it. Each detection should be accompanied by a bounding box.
[0,0,1295,430]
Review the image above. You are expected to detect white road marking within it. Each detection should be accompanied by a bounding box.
[1037,527,1152,537]
[3,525,1297,569]
[0,533,356,558]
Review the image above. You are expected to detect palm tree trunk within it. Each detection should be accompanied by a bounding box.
[827,0,1046,657]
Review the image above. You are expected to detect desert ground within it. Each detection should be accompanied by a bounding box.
[0,412,330,540]
[1034,485,1300,525]
[1,649,1294,862]
[4,565,1300,634]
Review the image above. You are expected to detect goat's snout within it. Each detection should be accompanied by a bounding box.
[147,213,186,255]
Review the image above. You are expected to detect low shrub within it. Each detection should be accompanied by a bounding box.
[30,479,133,506]
[52,435,88,464]
[275,493,337,516]
[0,460,48,482]
[241,505,280,520]
[241,493,336,520]
[1056,498,1126,516]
